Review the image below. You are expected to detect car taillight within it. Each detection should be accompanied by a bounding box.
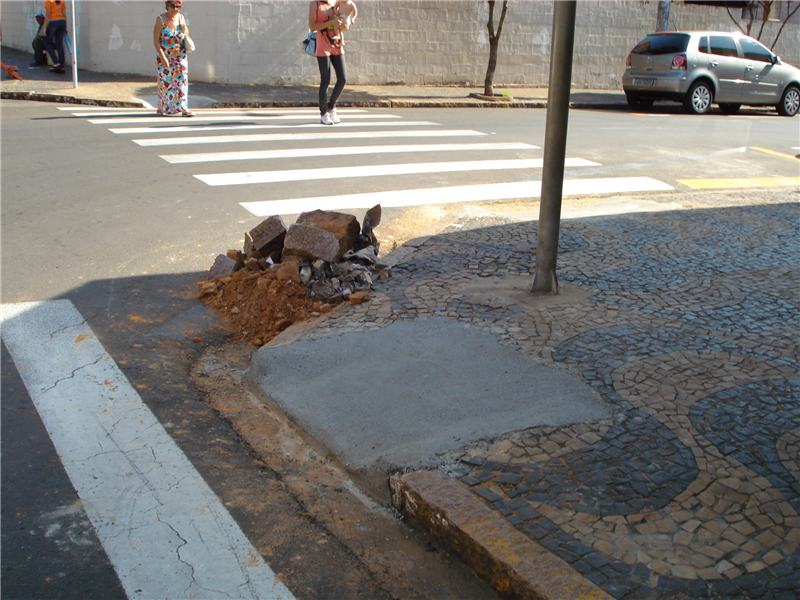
[671,54,687,70]
[626,55,631,69]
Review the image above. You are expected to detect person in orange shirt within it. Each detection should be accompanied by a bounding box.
[43,0,67,74]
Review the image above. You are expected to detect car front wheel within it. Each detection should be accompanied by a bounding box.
[777,85,800,117]
[684,81,713,114]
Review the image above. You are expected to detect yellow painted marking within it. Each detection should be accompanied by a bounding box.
[749,146,800,162]
[677,177,800,190]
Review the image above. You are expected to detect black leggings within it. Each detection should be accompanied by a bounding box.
[317,54,347,115]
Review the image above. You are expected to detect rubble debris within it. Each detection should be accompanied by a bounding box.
[209,254,239,279]
[283,223,340,263]
[245,215,287,260]
[197,206,391,345]
[296,210,360,261]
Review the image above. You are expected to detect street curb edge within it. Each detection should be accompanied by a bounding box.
[390,470,614,600]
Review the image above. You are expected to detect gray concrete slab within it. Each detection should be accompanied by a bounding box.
[252,317,611,473]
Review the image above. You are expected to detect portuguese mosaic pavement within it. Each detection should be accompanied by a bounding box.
[309,189,799,600]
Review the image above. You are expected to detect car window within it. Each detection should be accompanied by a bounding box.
[709,36,739,58]
[698,36,709,54]
[739,38,773,62]
[631,34,690,55]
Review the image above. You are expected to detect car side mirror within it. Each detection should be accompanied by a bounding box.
[772,54,779,65]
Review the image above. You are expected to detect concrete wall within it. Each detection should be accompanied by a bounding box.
[2,0,798,89]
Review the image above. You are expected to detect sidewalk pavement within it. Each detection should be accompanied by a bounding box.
[1,45,627,109]
[4,44,799,600]
[258,190,799,600]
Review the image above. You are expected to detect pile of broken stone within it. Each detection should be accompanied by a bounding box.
[199,206,389,305]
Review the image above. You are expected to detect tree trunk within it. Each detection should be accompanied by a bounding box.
[656,0,671,31]
[484,40,499,96]
[482,0,508,97]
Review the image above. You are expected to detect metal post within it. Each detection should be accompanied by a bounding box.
[71,0,78,88]
[530,0,576,295]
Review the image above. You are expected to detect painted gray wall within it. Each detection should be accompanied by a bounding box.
[2,0,798,88]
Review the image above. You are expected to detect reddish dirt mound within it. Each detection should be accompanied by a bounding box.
[197,267,327,346]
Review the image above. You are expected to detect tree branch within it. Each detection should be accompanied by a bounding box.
[487,0,496,41]
[724,1,747,33]
[771,1,800,49]
[495,1,509,40]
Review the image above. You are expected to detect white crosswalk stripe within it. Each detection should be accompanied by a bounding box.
[87,109,373,124]
[239,177,675,216]
[110,120,438,134]
[196,158,601,187]
[160,142,538,164]
[1,300,296,600]
[132,129,488,146]
[70,106,673,213]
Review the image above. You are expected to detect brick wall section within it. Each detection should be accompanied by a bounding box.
[2,0,798,89]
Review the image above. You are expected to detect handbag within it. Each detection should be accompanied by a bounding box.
[180,16,196,52]
[302,31,316,56]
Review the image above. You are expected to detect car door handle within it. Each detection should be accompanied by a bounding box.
[710,61,719,67]
[746,65,754,71]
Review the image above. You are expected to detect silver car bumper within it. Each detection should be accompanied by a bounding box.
[623,72,691,96]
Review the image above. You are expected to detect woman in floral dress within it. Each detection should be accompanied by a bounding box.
[153,0,194,116]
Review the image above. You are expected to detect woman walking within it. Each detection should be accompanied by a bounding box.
[308,0,348,125]
[153,0,194,116]
[42,0,67,74]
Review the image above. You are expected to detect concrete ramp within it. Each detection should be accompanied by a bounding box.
[252,318,611,473]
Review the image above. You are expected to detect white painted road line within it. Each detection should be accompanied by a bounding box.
[160,142,538,164]
[195,158,600,187]
[59,106,154,112]
[89,111,372,125]
[133,129,487,147]
[110,120,435,135]
[0,301,295,600]
[240,176,674,215]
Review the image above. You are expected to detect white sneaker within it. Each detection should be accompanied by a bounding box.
[330,108,341,124]
[321,111,334,125]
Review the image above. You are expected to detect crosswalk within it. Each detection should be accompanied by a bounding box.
[61,106,673,216]
[1,300,296,600]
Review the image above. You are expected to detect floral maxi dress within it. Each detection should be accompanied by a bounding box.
[155,14,188,114]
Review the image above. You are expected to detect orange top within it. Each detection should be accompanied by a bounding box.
[45,0,67,21]
[315,1,343,57]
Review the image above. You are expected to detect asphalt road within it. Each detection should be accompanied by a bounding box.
[1,99,797,599]
[2,101,797,303]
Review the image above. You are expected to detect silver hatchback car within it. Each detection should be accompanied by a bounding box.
[622,31,800,116]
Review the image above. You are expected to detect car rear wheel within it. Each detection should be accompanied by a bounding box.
[777,85,800,117]
[719,103,741,114]
[684,81,713,114]
[626,93,655,111]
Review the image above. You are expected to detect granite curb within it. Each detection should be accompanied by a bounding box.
[391,470,614,600]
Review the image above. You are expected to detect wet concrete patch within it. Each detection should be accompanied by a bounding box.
[252,317,611,473]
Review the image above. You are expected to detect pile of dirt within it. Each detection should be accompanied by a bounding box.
[196,208,386,346]
[197,264,328,347]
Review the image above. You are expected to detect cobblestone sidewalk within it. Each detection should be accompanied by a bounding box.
[307,189,799,600]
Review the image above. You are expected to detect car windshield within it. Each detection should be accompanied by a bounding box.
[631,34,690,56]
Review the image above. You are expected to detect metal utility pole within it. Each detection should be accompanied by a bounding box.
[656,0,672,32]
[530,0,576,295]
[70,0,78,88]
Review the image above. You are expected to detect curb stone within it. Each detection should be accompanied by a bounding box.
[1,90,145,107]
[391,470,613,600]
